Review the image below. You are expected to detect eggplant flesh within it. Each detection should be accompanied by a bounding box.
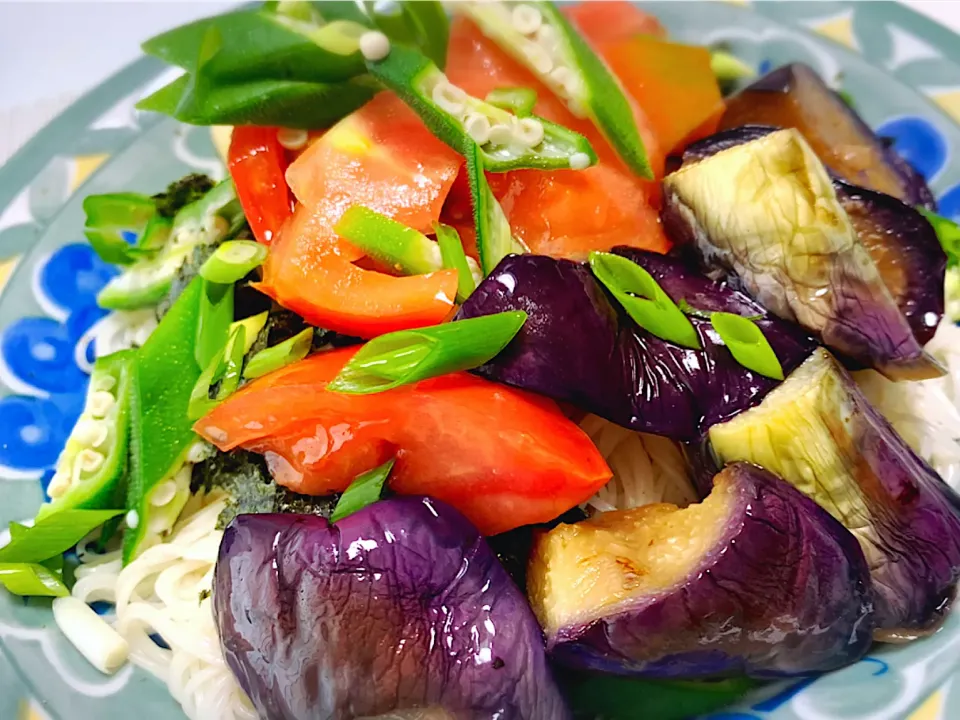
[456,251,816,442]
[683,125,946,348]
[706,348,960,635]
[527,462,874,678]
[719,62,936,210]
[663,127,943,381]
[214,498,570,720]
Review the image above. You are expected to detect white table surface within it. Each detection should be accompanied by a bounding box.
[0,0,959,165]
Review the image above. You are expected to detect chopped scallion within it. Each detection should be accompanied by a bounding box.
[710,311,784,380]
[195,279,234,371]
[0,509,124,565]
[0,563,69,598]
[917,207,960,267]
[434,222,477,303]
[199,240,268,285]
[188,324,247,420]
[334,205,442,275]
[710,50,755,83]
[244,327,314,379]
[485,86,537,116]
[589,252,700,349]
[328,311,527,394]
[330,459,396,522]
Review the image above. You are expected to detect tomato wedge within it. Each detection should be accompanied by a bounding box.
[257,203,458,337]
[195,348,612,535]
[228,126,293,244]
[286,92,462,235]
[445,18,669,260]
[586,35,724,155]
[564,1,667,43]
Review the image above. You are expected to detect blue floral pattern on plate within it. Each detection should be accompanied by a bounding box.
[0,243,115,489]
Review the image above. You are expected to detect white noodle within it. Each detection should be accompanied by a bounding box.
[71,491,256,720]
[855,321,960,492]
[581,414,698,513]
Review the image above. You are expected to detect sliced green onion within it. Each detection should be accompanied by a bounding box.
[485,86,537,116]
[0,563,69,598]
[244,327,314,379]
[0,509,124,565]
[83,193,158,266]
[917,207,960,267]
[188,324,247,421]
[434,222,477,303]
[199,240,268,285]
[334,206,442,275]
[195,279,234,370]
[710,312,783,380]
[8,521,29,540]
[331,459,396,522]
[231,311,269,356]
[328,311,527,394]
[837,89,856,109]
[710,50,755,83]
[589,252,700,349]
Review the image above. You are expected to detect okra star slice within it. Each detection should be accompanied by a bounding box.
[456,1,651,178]
[364,42,597,172]
[38,350,136,520]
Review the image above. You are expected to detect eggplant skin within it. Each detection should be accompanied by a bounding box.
[214,498,570,720]
[683,126,946,348]
[456,251,815,442]
[719,62,937,210]
[707,349,960,635]
[527,463,874,679]
[663,127,943,381]
[834,180,945,346]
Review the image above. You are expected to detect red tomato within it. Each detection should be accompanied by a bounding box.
[591,35,725,155]
[195,348,612,536]
[564,1,667,43]
[285,92,462,235]
[257,203,458,337]
[228,126,293,244]
[445,18,670,260]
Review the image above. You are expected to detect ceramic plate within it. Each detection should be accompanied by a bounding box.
[3,2,960,718]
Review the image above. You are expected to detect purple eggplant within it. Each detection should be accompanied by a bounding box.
[719,62,936,209]
[683,126,946,347]
[214,498,570,720]
[704,348,960,635]
[456,251,816,442]
[527,462,874,678]
[663,127,943,380]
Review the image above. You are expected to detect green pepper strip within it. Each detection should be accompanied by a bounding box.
[328,311,527,395]
[83,193,158,266]
[365,43,596,173]
[459,1,650,178]
[434,222,477,303]
[466,142,525,276]
[36,350,136,522]
[124,276,229,563]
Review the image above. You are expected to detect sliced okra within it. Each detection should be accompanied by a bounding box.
[364,42,596,172]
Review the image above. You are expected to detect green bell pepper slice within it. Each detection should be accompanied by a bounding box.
[36,350,136,522]
[122,275,231,563]
[366,43,596,172]
[465,142,525,275]
[457,0,651,178]
[97,179,243,311]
